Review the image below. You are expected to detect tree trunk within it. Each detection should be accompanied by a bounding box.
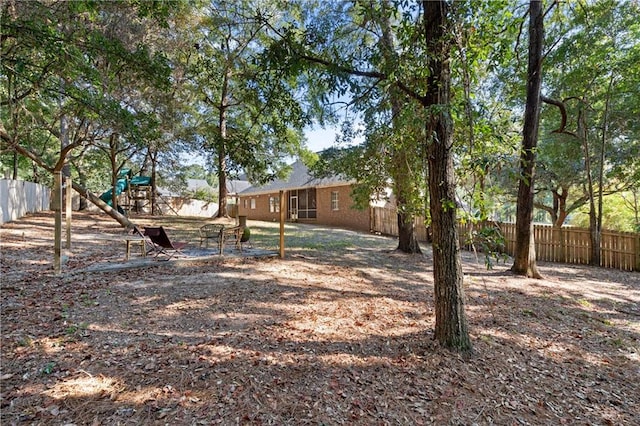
[553,187,569,227]
[594,73,613,265]
[511,0,543,279]
[217,142,228,217]
[150,148,158,215]
[216,66,232,218]
[380,0,422,254]
[12,152,18,179]
[8,73,19,180]
[76,167,88,210]
[109,133,120,212]
[423,0,471,351]
[578,107,600,266]
[397,203,422,253]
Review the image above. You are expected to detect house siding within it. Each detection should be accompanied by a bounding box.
[238,193,280,222]
[316,185,370,232]
[238,184,370,232]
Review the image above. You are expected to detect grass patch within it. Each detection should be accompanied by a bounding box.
[577,298,592,308]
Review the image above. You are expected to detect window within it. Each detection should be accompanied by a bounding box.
[331,191,339,211]
[250,198,256,209]
[269,196,280,213]
[243,199,248,209]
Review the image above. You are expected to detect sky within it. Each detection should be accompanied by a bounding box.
[304,126,339,153]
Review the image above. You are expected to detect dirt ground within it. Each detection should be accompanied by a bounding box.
[1,211,639,425]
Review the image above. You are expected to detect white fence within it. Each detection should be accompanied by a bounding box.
[0,179,51,224]
[84,195,220,217]
[0,179,223,223]
[158,197,220,217]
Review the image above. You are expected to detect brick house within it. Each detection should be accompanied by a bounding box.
[237,160,372,232]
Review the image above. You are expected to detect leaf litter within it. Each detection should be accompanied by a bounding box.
[1,211,638,425]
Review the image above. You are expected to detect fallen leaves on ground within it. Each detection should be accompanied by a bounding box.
[1,211,639,425]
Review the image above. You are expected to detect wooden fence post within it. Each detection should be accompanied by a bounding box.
[65,176,72,250]
[53,171,62,274]
[279,190,285,259]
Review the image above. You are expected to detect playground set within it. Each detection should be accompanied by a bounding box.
[98,168,153,215]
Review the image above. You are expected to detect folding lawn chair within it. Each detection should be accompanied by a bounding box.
[143,226,187,260]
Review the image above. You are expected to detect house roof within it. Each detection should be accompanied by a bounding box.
[227,179,251,194]
[240,160,352,196]
[186,178,212,192]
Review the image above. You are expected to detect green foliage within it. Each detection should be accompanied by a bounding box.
[311,144,389,210]
[1,0,180,188]
[3,0,638,249]
[473,225,509,270]
[569,193,639,232]
[41,362,56,375]
[533,0,640,225]
[191,187,218,203]
[186,0,313,193]
[241,227,250,243]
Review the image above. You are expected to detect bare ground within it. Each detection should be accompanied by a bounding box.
[1,211,639,425]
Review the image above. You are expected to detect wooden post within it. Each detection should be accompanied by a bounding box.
[53,171,62,274]
[65,176,72,249]
[279,190,285,259]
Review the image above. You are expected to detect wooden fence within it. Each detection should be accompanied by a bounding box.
[370,207,640,272]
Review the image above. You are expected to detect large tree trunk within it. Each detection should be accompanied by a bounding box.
[379,0,422,254]
[75,164,89,211]
[423,0,471,351]
[511,0,543,278]
[217,68,231,218]
[397,201,422,253]
[579,107,601,266]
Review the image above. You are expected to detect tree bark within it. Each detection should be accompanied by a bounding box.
[423,0,471,351]
[150,148,158,215]
[109,133,119,212]
[76,164,89,211]
[511,0,544,279]
[594,73,613,265]
[397,201,422,253]
[380,0,422,254]
[579,106,600,266]
[217,67,231,218]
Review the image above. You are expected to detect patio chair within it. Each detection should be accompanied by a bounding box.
[199,223,224,248]
[219,225,243,255]
[143,226,187,260]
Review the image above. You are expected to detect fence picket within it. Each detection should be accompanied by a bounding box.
[370,207,639,272]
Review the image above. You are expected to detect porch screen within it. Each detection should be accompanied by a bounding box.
[292,188,316,219]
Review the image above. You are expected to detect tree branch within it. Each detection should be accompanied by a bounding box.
[541,96,579,137]
[1,133,54,173]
